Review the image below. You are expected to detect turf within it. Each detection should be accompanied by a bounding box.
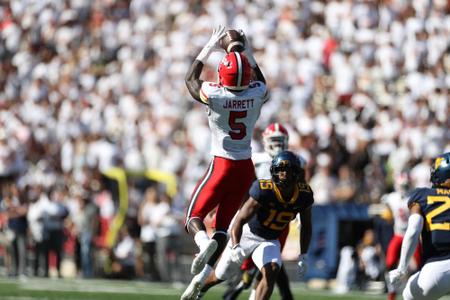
[0,277,390,300]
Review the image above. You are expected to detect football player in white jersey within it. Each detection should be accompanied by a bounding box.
[182,26,268,300]
[382,172,421,300]
[253,123,290,179]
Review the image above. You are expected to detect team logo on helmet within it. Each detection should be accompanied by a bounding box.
[431,152,450,186]
[221,56,231,68]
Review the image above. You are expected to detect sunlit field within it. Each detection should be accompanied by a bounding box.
[0,277,389,300]
[3,277,450,300]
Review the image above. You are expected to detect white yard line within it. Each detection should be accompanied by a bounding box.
[2,298,49,300]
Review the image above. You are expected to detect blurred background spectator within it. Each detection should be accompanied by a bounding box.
[0,182,27,279]
[107,226,136,280]
[137,186,162,281]
[41,185,69,278]
[71,187,98,278]
[0,0,448,289]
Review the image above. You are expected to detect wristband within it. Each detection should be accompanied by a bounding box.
[196,46,212,64]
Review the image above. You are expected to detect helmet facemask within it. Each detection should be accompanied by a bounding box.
[270,151,306,188]
[262,123,289,157]
[264,136,287,157]
[271,162,297,189]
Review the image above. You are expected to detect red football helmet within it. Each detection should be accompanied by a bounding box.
[262,123,289,157]
[218,52,251,90]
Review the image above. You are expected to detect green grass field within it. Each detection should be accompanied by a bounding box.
[0,277,390,300]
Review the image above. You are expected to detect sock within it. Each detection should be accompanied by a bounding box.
[249,289,256,300]
[196,264,213,283]
[194,231,209,250]
[385,272,396,294]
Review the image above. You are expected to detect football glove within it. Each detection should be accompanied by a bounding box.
[297,254,308,278]
[196,25,226,63]
[230,244,246,264]
[388,268,406,289]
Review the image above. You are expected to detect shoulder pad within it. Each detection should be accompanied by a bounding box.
[249,81,269,102]
[298,183,313,193]
[200,81,222,103]
[407,187,429,207]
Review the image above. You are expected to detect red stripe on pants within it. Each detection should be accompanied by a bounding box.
[386,234,422,270]
[185,156,255,231]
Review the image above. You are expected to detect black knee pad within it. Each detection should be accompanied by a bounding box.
[207,231,228,266]
[185,217,206,234]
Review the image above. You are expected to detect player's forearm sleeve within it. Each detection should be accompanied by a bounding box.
[397,213,423,272]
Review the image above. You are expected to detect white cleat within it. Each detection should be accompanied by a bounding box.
[191,239,218,275]
[181,278,203,300]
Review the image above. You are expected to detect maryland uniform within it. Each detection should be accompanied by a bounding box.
[199,81,268,160]
[383,192,421,271]
[383,192,409,235]
[186,81,268,232]
[252,151,272,180]
[403,187,450,300]
[215,179,314,280]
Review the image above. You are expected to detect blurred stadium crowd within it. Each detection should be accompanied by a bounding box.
[0,0,449,284]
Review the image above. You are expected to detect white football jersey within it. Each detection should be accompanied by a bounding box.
[382,191,409,235]
[200,81,268,160]
[252,151,272,179]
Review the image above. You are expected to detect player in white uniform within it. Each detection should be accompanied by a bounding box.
[382,172,421,300]
[253,123,290,180]
[182,26,268,300]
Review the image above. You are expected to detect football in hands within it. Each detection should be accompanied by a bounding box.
[220,29,245,53]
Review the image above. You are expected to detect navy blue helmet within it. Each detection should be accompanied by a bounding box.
[270,151,305,187]
[430,152,450,186]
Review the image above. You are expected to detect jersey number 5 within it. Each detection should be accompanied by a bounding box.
[229,111,247,140]
[263,209,295,231]
[426,196,450,231]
